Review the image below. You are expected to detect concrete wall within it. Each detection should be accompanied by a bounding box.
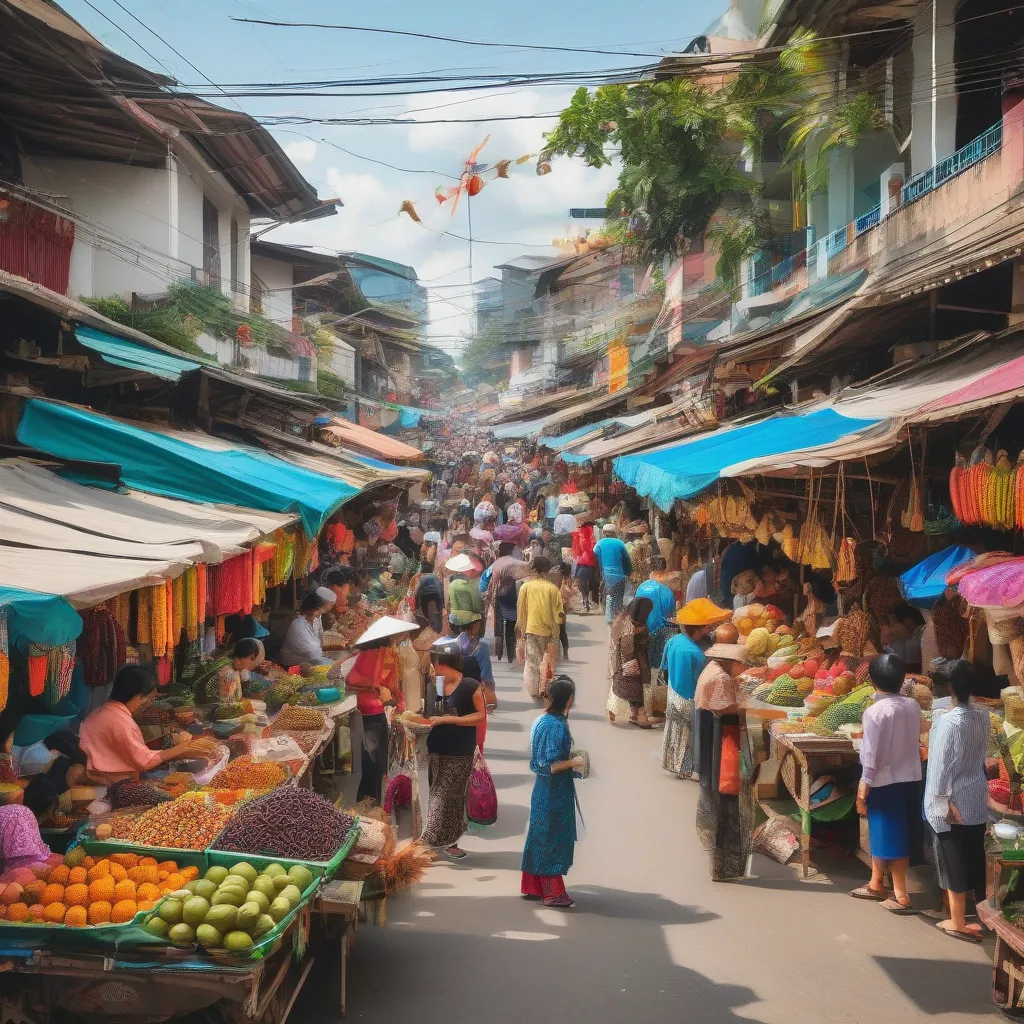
[194,331,307,381]
[22,151,252,307]
[911,0,958,175]
[250,254,295,329]
[325,336,356,386]
[22,156,177,298]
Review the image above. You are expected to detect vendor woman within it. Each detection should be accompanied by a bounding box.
[211,639,265,703]
[80,666,206,784]
[279,588,337,668]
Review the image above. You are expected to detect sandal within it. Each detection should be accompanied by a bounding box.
[543,895,575,909]
[936,922,983,943]
[442,846,467,861]
[880,897,916,915]
[850,885,891,901]
[630,710,653,729]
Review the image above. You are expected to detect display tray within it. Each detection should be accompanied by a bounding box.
[0,841,206,953]
[208,816,361,882]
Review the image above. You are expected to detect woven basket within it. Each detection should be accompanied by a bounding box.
[987,613,1024,646]
[644,678,668,718]
[1003,687,1024,728]
[1011,635,1024,684]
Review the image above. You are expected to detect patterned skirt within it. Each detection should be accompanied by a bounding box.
[421,753,473,848]
[662,689,695,777]
[695,710,754,881]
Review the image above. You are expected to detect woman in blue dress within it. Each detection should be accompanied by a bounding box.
[522,675,583,908]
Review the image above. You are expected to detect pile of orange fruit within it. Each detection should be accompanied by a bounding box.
[210,756,287,791]
[0,849,197,927]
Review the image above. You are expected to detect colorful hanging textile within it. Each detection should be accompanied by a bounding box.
[210,552,255,617]
[44,641,76,706]
[78,607,127,689]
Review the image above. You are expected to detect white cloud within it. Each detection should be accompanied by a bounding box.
[284,140,319,165]
[265,85,621,350]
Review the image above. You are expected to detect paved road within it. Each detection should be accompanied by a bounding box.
[302,613,1000,1023]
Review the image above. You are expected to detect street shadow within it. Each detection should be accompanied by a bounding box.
[484,718,526,733]
[290,891,756,1024]
[431,848,524,873]
[479,747,528,761]
[469,802,530,840]
[490,772,529,790]
[873,956,993,1015]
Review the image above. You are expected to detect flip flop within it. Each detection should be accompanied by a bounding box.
[936,922,983,943]
[543,895,575,909]
[442,847,468,861]
[850,885,891,901]
[880,898,916,915]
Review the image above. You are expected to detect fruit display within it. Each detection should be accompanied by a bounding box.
[762,674,807,707]
[213,787,357,862]
[816,684,875,733]
[214,702,249,721]
[271,706,327,732]
[126,796,235,850]
[210,756,288,791]
[0,847,197,927]
[732,604,787,638]
[156,772,196,798]
[141,860,317,953]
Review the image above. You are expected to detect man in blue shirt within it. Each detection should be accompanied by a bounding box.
[593,524,632,624]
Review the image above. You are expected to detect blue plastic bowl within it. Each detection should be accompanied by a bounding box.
[317,687,341,704]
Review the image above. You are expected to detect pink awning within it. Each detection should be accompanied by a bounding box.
[920,351,1024,416]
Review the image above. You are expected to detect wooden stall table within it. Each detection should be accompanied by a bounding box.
[759,729,860,877]
[315,879,364,1018]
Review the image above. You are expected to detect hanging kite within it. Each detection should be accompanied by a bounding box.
[397,142,547,227]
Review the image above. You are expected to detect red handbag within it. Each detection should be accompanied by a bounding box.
[718,724,742,796]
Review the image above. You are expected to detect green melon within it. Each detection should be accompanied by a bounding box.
[196,924,223,948]
[182,897,211,928]
[157,900,184,925]
[223,931,254,951]
[204,905,237,931]
[287,866,314,891]
[205,866,230,884]
[251,914,275,938]
[228,862,258,885]
[236,902,261,932]
[168,923,195,948]
[252,875,276,900]
[268,897,291,922]
[278,884,302,906]
[212,889,245,908]
[247,890,270,914]
[262,863,286,879]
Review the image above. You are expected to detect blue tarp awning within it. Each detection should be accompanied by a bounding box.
[539,418,616,450]
[17,400,357,538]
[0,587,82,650]
[76,327,201,382]
[613,408,882,511]
[492,417,550,440]
[900,545,976,606]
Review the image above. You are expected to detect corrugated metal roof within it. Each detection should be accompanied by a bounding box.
[320,418,423,462]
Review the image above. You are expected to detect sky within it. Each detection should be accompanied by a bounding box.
[62,0,727,346]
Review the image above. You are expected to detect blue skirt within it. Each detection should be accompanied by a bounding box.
[866,781,918,860]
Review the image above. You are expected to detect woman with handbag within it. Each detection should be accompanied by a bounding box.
[694,633,755,881]
[419,638,486,860]
[607,597,655,727]
[522,676,585,908]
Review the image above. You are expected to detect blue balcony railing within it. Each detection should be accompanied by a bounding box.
[854,205,881,236]
[902,122,1002,206]
[824,226,848,259]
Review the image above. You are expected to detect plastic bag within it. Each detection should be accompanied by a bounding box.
[250,735,305,762]
[467,749,498,825]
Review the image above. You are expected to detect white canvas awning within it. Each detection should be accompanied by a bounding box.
[0,544,185,608]
[0,462,295,562]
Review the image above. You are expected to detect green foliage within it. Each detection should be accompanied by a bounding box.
[544,81,755,261]
[545,34,888,273]
[82,282,281,357]
[459,327,507,375]
[707,216,762,290]
[316,368,350,399]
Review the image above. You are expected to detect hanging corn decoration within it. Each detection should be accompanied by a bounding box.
[779,524,799,561]
[172,574,185,645]
[836,538,858,583]
[165,580,174,654]
[799,518,835,571]
[136,586,152,646]
[150,584,166,657]
[184,567,199,642]
[110,592,131,636]
[949,455,967,523]
[196,563,208,623]
[0,610,8,713]
[992,450,1017,531]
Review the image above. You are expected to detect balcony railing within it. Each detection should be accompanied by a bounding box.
[902,122,1003,206]
[741,119,1003,315]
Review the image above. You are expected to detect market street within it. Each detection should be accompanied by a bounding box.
[297,613,1000,1024]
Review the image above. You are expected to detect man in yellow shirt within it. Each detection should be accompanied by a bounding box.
[517,556,564,699]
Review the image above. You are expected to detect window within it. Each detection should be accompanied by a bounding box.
[202,198,220,287]
[230,217,239,292]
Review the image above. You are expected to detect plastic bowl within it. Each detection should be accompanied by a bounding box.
[317,687,341,704]
[995,821,1021,841]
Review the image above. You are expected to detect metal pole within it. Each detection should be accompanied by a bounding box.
[931,0,938,166]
